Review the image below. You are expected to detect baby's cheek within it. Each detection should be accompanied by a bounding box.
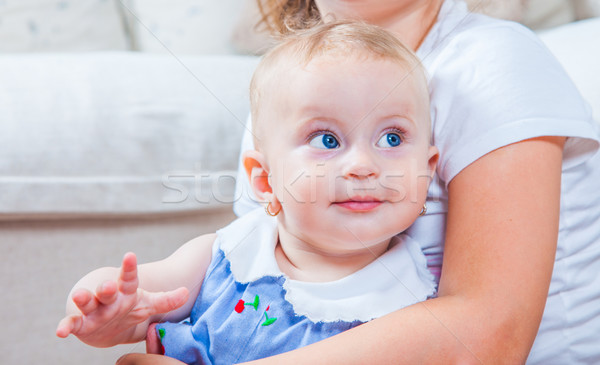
[271,175,300,206]
[379,175,410,203]
[275,168,321,205]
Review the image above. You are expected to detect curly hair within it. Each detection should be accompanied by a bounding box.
[257,0,322,35]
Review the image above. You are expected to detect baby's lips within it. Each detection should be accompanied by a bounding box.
[333,200,383,211]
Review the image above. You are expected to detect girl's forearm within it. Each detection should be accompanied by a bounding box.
[242,295,501,364]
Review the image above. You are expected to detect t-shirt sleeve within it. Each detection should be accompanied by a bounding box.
[428,23,600,186]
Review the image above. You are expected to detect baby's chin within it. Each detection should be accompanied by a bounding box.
[317,231,396,251]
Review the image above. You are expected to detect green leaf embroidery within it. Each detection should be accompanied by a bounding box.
[261,309,277,326]
[261,317,277,326]
[251,295,260,310]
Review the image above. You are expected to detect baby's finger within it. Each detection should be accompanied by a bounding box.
[96,280,118,305]
[118,252,139,295]
[148,287,189,315]
[72,288,99,315]
[56,314,82,338]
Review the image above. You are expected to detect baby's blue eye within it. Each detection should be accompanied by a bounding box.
[309,133,340,149]
[377,132,402,148]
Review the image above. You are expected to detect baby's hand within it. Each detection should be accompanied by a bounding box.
[56,252,188,347]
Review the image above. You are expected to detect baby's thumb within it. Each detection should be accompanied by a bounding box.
[150,287,190,315]
[56,314,82,338]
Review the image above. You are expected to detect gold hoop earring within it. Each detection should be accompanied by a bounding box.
[419,204,427,216]
[265,202,281,217]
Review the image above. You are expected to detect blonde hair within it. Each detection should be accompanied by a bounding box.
[249,20,427,144]
[257,0,320,35]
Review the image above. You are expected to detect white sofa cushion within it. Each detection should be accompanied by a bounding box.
[538,17,600,123]
[122,0,246,55]
[0,53,259,218]
[0,0,129,52]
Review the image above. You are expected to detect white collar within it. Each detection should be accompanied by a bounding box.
[217,208,436,322]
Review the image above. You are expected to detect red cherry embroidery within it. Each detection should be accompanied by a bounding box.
[158,328,166,355]
[234,295,277,326]
[234,295,260,313]
[235,299,245,313]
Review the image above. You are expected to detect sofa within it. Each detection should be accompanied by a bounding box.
[1,1,599,364]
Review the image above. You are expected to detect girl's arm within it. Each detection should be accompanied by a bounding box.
[56,233,216,347]
[116,353,187,365]
[243,136,564,364]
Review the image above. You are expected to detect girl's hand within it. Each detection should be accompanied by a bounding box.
[116,353,187,365]
[55,253,189,347]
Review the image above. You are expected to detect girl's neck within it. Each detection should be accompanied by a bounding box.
[274,225,393,282]
[386,0,443,51]
[317,0,443,50]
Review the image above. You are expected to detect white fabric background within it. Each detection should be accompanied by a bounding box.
[0,0,129,52]
[538,17,600,123]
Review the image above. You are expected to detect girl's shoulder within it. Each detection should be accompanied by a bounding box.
[429,19,547,67]
[422,1,548,68]
[423,2,599,185]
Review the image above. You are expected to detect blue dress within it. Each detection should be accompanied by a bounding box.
[156,208,436,365]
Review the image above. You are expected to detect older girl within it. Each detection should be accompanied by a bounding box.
[232,0,600,363]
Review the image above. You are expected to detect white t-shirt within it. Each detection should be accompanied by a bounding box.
[233,0,600,363]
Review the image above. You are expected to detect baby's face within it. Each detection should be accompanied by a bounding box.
[257,55,437,252]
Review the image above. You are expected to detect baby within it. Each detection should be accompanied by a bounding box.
[57,21,439,364]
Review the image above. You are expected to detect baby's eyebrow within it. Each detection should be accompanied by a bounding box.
[293,116,342,132]
[379,114,417,128]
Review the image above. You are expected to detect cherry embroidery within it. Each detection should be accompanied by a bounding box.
[234,300,245,313]
[261,305,277,326]
[234,295,277,326]
[158,328,166,355]
[234,295,260,313]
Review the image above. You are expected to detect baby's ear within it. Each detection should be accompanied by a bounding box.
[427,145,439,180]
[242,150,273,201]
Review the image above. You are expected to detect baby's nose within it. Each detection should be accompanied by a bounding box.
[342,147,380,179]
